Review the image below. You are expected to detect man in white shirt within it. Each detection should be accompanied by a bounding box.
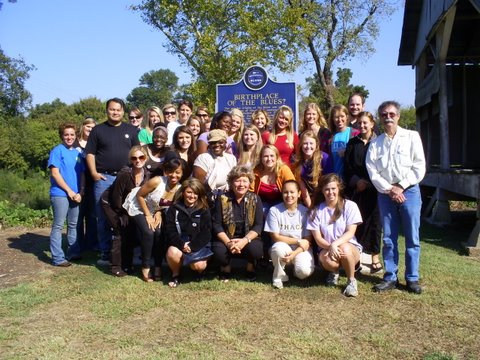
[366,101,426,294]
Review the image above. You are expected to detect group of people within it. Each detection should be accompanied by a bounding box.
[47,95,426,296]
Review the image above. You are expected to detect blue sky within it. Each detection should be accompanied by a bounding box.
[0,0,414,113]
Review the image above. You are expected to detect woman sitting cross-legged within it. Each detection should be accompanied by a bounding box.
[212,165,264,282]
[164,178,213,288]
[306,173,363,297]
[264,180,315,289]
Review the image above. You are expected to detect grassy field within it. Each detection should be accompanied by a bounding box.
[0,219,479,360]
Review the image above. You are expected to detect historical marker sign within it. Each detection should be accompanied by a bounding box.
[216,65,298,129]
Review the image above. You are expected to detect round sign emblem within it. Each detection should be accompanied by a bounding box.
[244,66,268,90]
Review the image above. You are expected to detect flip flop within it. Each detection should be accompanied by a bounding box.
[371,262,383,273]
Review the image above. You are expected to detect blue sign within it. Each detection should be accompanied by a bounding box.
[216,66,298,129]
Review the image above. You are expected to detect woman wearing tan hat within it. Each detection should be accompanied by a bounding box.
[193,129,237,201]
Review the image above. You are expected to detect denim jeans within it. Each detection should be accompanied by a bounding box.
[93,174,116,259]
[377,185,422,282]
[50,196,80,265]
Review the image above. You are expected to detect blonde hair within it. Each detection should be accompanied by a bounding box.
[251,109,271,130]
[300,103,328,133]
[229,108,245,144]
[237,124,263,167]
[78,117,96,141]
[143,106,164,133]
[292,130,323,190]
[268,105,295,149]
[254,144,285,175]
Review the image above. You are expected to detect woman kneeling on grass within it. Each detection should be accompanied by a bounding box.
[264,180,315,289]
[164,178,213,288]
[306,173,363,297]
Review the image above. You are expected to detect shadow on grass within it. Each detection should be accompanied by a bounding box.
[7,231,52,265]
[420,210,476,255]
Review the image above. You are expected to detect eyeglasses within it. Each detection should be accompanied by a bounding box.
[381,112,397,119]
[163,111,176,116]
[130,155,146,161]
[129,116,141,120]
[197,113,209,118]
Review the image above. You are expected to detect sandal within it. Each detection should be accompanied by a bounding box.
[168,276,180,288]
[141,268,153,283]
[371,262,383,273]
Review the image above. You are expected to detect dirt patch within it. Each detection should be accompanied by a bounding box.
[0,227,55,288]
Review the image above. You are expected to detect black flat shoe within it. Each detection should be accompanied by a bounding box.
[245,271,257,282]
[374,280,398,292]
[219,271,231,283]
[406,281,423,294]
[112,270,127,277]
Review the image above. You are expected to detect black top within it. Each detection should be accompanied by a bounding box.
[344,135,374,190]
[212,191,264,239]
[109,166,150,214]
[165,202,212,252]
[85,121,139,173]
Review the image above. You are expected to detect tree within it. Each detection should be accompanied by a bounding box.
[304,67,369,113]
[0,47,35,117]
[126,69,179,110]
[289,0,395,109]
[0,0,17,11]
[132,1,301,107]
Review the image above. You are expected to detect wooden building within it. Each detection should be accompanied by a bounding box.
[398,0,480,252]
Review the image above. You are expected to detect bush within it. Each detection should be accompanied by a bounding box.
[0,170,50,210]
[0,200,51,228]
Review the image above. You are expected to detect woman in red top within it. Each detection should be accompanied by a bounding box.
[261,105,299,165]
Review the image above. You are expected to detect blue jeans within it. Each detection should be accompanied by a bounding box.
[50,196,80,265]
[378,185,422,282]
[94,174,116,259]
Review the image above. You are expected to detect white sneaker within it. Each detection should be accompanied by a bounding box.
[272,279,283,289]
[343,279,358,297]
[326,271,339,286]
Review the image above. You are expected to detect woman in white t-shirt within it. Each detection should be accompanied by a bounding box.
[265,180,315,289]
[307,173,363,297]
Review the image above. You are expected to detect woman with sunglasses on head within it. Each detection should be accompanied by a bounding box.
[128,107,143,131]
[261,105,299,165]
[138,106,164,145]
[195,105,211,127]
[123,157,185,282]
[143,125,169,174]
[164,178,213,288]
[101,146,150,277]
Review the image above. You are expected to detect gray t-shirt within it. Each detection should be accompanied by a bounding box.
[264,203,309,239]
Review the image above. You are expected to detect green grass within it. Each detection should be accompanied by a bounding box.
[0,221,479,359]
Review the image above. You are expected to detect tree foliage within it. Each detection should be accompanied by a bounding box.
[304,67,369,113]
[126,69,180,110]
[133,0,395,109]
[132,0,301,107]
[0,46,35,117]
[0,0,17,11]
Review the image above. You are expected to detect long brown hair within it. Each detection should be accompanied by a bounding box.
[237,124,263,166]
[310,173,345,224]
[292,130,323,189]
